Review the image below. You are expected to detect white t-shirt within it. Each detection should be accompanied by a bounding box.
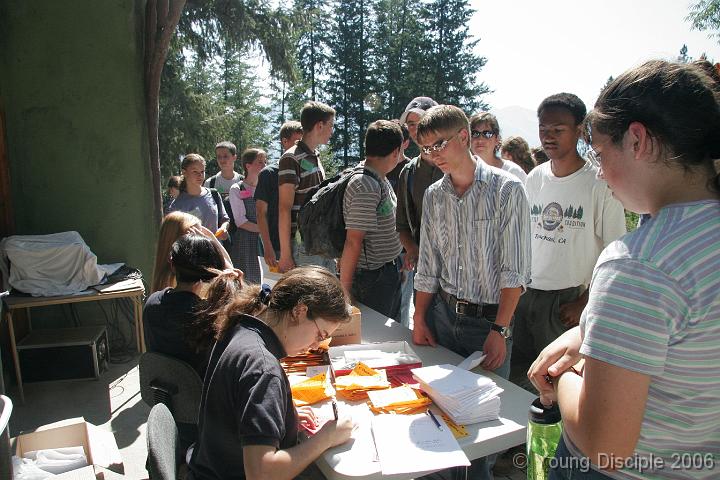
[525,161,626,290]
[204,171,243,199]
[501,160,527,183]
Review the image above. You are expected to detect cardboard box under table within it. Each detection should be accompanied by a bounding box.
[15,418,124,478]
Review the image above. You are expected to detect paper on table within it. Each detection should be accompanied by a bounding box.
[367,385,418,408]
[457,351,486,371]
[371,413,470,475]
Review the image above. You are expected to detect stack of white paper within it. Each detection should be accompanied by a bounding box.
[412,364,503,424]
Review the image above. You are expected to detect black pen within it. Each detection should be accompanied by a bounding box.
[427,410,443,431]
[332,400,338,421]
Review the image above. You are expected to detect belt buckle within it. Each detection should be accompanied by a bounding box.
[455,299,470,315]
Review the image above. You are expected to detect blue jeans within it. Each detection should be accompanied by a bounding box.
[425,295,513,480]
[398,257,414,328]
[352,261,401,319]
[549,437,613,480]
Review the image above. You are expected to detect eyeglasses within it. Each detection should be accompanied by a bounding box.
[311,318,330,343]
[471,130,496,139]
[420,130,463,155]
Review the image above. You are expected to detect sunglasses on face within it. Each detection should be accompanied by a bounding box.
[420,130,463,155]
[471,130,496,139]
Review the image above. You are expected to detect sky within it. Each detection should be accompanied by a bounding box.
[471,0,720,111]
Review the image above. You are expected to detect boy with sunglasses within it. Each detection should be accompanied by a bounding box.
[412,104,530,480]
[509,93,625,390]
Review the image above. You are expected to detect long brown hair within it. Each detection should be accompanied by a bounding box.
[150,212,200,293]
[208,266,351,341]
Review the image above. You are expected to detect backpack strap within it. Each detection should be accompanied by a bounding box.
[209,188,222,229]
[209,175,217,189]
[405,159,419,240]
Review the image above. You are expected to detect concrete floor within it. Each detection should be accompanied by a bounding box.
[7,355,526,480]
[8,355,151,479]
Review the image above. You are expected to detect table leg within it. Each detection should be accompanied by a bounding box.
[133,295,145,353]
[4,310,25,404]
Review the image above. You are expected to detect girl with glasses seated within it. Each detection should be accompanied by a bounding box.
[188,266,355,480]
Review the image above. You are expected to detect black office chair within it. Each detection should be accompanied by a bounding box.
[138,352,203,425]
[0,395,13,480]
[146,403,179,480]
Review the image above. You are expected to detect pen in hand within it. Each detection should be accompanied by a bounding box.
[427,409,443,431]
[332,400,338,421]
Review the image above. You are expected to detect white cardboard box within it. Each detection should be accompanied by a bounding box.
[329,340,422,376]
[15,418,124,477]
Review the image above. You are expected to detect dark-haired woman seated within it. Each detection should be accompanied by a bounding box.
[143,233,230,377]
[188,266,355,480]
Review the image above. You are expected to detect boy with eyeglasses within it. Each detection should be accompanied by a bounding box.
[412,104,530,480]
[509,93,625,391]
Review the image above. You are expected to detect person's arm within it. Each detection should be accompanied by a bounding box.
[255,200,277,268]
[229,186,259,233]
[527,326,583,406]
[278,183,296,273]
[398,231,419,271]
[242,417,353,480]
[339,229,365,298]
[555,358,650,468]
[481,286,521,370]
[412,290,436,346]
[189,225,233,269]
[412,189,441,347]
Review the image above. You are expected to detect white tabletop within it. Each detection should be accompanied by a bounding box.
[314,303,536,480]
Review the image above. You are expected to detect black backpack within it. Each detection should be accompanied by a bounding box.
[208,176,238,234]
[298,166,380,259]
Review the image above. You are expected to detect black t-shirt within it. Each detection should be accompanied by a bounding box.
[143,288,208,377]
[254,165,280,254]
[188,315,298,480]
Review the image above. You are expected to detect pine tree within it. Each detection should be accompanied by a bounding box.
[325,0,374,166]
[419,0,490,113]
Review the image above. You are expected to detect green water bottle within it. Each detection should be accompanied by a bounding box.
[527,397,562,480]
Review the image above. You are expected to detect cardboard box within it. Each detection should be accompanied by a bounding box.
[329,306,362,346]
[329,340,422,376]
[15,418,124,477]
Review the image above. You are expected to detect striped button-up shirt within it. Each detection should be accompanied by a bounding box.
[414,160,531,304]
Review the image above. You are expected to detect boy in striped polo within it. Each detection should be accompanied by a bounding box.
[339,120,404,318]
[278,101,336,273]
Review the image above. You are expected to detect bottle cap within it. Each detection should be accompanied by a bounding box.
[529,397,561,424]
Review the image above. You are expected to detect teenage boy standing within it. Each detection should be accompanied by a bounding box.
[256,121,303,271]
[204,141,243,199]
[509,93,626,388]
[278,102,336,273]
[413,105,530,479]
[339,120,404,318]
[396,97,443,273]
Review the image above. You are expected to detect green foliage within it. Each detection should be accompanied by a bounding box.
[625,210,640,232]
[159,40,272,182]
[687,0,720,43]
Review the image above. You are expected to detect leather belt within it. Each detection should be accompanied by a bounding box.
[438,289,499,318]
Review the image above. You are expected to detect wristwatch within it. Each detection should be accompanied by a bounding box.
[489,323,512,339]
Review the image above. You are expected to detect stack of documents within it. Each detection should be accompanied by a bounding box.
[411,364,503,424]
